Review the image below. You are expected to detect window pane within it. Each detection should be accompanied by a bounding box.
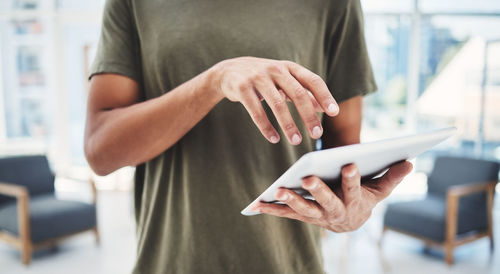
[416,16,500,159]
[0,18,54,141]
[362,15,411,139]
[0,0,54,10]
[362,0,414,13]
[56,0,104,11]
[420,0,500,13]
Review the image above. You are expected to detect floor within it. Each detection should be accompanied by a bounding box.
[0,192,136,274]
[0,191,498,274]
[322,202,500,274]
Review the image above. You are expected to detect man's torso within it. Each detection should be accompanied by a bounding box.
[129,1,349,273]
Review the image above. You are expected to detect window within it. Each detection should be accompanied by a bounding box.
[0,0,103,165]
[416,16,500,160]
[363,15,411,137]
[362,0,500,197]
[0,0,498,182]
[362,0,500,158]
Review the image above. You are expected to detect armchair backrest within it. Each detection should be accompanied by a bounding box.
[427,156,500,197]
[0,155,55,205]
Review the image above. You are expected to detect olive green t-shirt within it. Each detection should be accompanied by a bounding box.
[90,0,376,273]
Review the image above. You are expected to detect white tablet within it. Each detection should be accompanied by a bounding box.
[241,127,456,216]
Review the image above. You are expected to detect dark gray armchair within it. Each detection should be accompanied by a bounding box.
[0,155,99,265]
[382,156,499,265]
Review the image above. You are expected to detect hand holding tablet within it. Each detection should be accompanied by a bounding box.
[242,127,456,216]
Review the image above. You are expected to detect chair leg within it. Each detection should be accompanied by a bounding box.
[489,232,494,254]
[93,227,100,245]
[444,244,454,265]
[17,193,32,265]
[21,242,32,265]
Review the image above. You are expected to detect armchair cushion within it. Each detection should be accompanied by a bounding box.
[428,157,500,197]
[384,195,488,242]
[0,194,96,243]
[0,155,55,205]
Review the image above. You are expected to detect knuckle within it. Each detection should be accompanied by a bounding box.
[346,184,359,193]
[250,73,266,84]
[255,115,268,125]
[262,124,275,135]
[323,200,337,211]
[280,60,294,67]
[277,89,287,100]
[271,98,287,112]
[292,85,307,99]
[238,81,251,92]
[283,122,296,132]
[252,109,266,122]
[347,199,360,209]
[309,74,324,86]
[304,115,319,125]
[266,63,285,75]
[330,210,344,220]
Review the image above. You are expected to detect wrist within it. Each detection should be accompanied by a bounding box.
[201,61,226,104]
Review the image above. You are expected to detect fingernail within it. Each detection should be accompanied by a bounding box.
[328,103,339,114]
[346,168,356,178]
[270,135,279,144]
[291,134,301,145]
[312,126,322,139]
[305,180,317,190]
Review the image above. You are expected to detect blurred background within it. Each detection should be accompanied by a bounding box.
[0,0,499,273]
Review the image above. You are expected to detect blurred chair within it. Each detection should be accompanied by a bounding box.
[0,155,99,265]
[382,156,499,265]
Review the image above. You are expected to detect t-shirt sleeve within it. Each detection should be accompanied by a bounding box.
[89,0,141,82]
[325,0,377,103]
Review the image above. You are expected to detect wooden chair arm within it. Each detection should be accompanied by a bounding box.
[0,181,31,248]
[0,181,29,198]
[445,181,497,245]
[447,181,497,198]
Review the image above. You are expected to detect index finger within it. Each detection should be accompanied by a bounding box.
[284,61,339,116]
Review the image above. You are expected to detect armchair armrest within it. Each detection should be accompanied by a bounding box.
[445,181,497,244]
[0,181,29,198]
[0,181,31,246]
[447,181,497,198]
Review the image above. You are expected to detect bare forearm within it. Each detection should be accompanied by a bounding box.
[322,128,360,148]
[84,68,221,175]
[321,96,362,148]
[85,57,341,175]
